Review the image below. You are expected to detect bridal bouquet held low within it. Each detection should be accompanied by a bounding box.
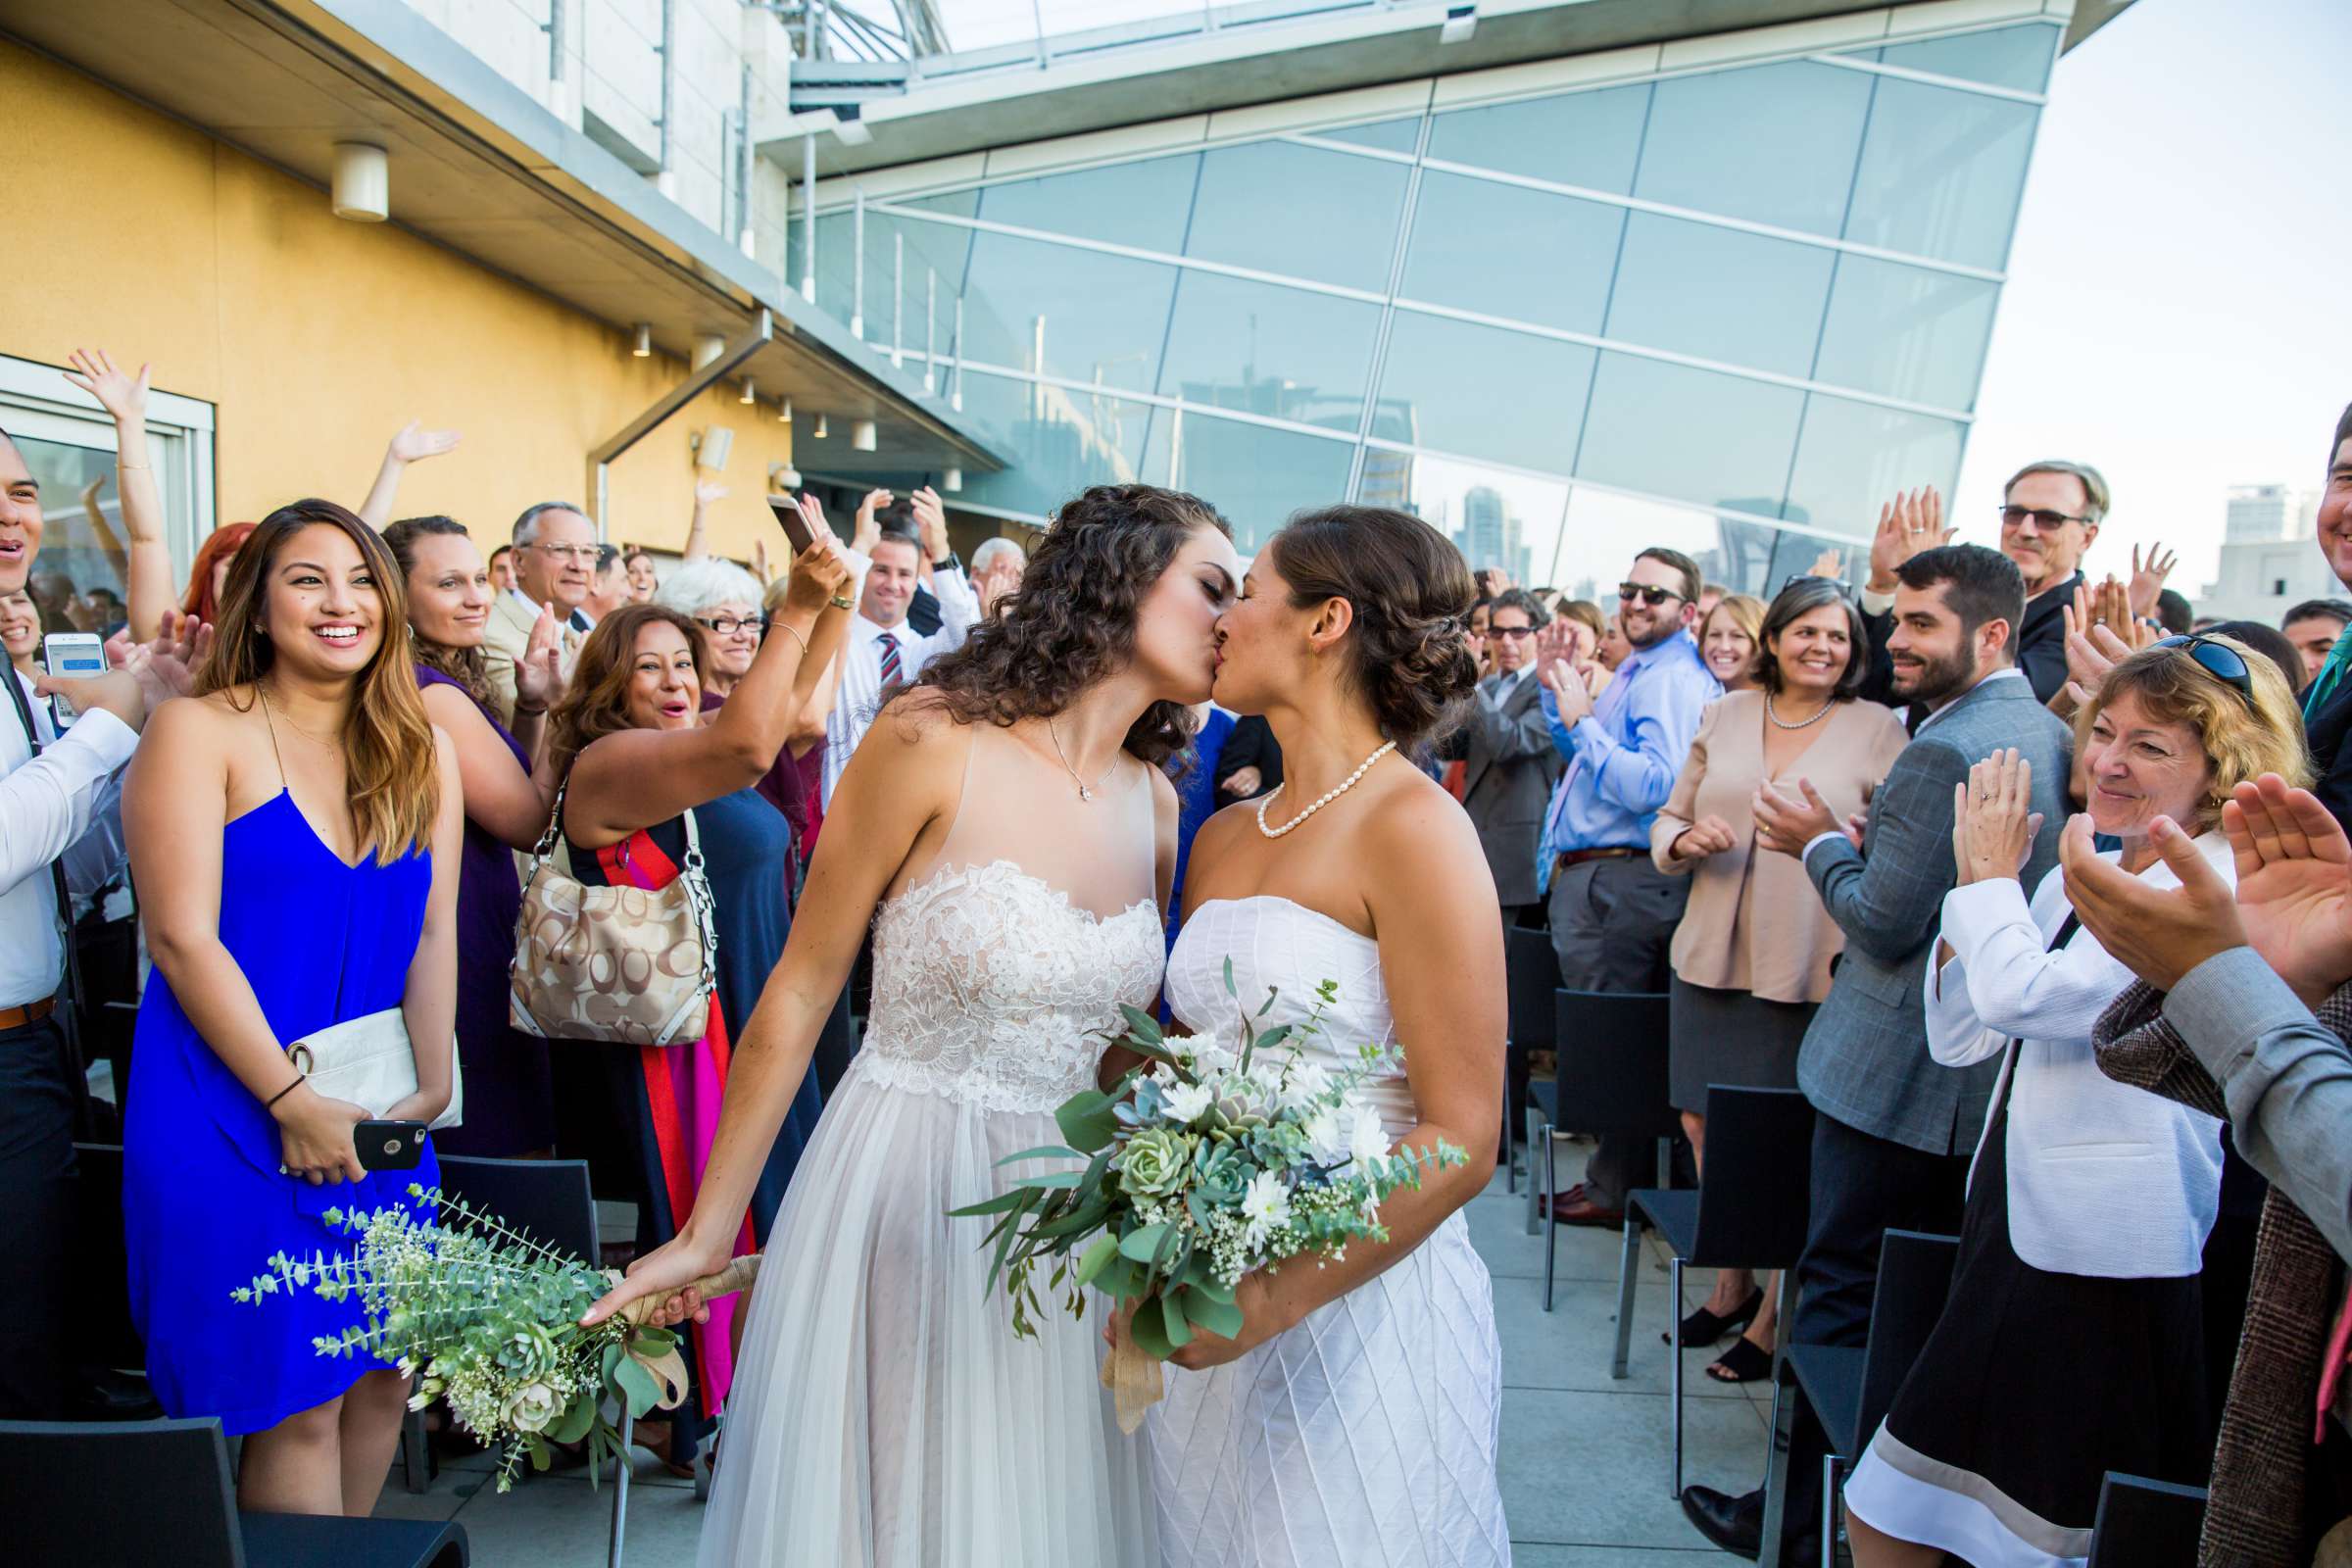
[952,963,1466,1430]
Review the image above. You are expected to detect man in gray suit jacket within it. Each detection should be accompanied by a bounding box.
[1680,544,2071,1559]
[1445,589,1565,924]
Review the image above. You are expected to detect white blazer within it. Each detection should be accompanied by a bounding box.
[1925,838,2229,1278]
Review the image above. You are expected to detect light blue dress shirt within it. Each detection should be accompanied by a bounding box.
[1535,630,1721,894]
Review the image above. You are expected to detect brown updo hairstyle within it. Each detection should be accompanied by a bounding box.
[1267,504,1480,748]
[547,602,710,773]
[906,483,1232,768]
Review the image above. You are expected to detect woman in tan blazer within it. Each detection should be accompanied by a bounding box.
[1649,576,1907,1382]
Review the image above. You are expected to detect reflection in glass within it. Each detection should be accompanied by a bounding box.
[1559,486,1729,605]
[1602,213,1835,379]
[13,434,129,635]
[814,196,977,355]
[1781,396,1965,538]
[953,369,1152,519]
[956,231,1178,395]
[1576,354,1804,518]
[1842,80,2037,271]
[1185,141,1410,293]
[1635,61,1873,238]
[1400,172,1622,335]
[1386,453,1569,591]
[974,154,1199,252]
[1315,117,1421,155]
[1140,413,1353,551]
[1156,272,1380,433]
[1812,256,1999,411]
[1425,82,1651,193]
[1871,24,2058,93]
[1375,312,1594,472]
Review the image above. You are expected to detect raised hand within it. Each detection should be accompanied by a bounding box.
[2060,812,2243,992]
[63,347,150,425]
[911,486,949,563]
[1671,814,1739,861]
[1953,750,2042,886]
[116,608,212,700]
[2128,542,2179,622]
[695,478,728,510]
[780,497,853,613]
[752,535,772,587]
[1865,486,1950,593]
[1541,658,1593,726]
[2226,774,2352,1006]
[852,489,892,554]
[1808,548,1845,580]
[386,420,461,466]
[516,604,564,710]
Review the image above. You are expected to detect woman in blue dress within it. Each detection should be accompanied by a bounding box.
[122,498,463,1516]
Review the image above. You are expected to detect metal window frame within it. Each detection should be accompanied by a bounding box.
[0,351,218,575]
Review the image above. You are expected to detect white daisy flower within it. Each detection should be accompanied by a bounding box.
[1347,1105,1393,1175]
[1160,1079,1213,1124]
[1240,1168,1293,1247]
[1301,1108,1350,1165]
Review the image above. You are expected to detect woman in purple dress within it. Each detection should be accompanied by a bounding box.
[382,515,561,1155]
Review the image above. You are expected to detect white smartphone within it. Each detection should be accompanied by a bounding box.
[41,631,105,725]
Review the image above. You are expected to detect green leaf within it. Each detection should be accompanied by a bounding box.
[1188,1293,1244,1340]
[1192,1275,1237,1305]
[1128,1297,1175,1360]
[947,1189,1034,1218]
[550,1394,596,1446]
[1033,1199,1113,1241]
[1223,955,1237,997]
[996,1144,1083,1166]
[1256,986,1281,1018]
[1074,1233,1121,1288]
[1253,1024,1293,1054]
[612,1355,661,1418]
[1011,1170,1084,1190]
[1118,1223,1171,1263]
[528,1435,552,1472]
[1117,1004,1165,1046]
[1160,1289,1194,1348]
[1056,1092,1122,1154]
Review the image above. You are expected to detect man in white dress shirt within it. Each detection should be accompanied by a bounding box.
[820,487,978,808]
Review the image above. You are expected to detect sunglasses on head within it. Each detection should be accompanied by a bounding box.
[1617,582,1684,608]
[2150,634,2254,707]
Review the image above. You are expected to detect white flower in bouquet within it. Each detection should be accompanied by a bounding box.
[1347,1104,1394,1177]
[1284,1056,1333,1102]
[1159,1079,1213,1125]
[1239,1168,1293,1248]
[506,1380,565,1434]
[1301,1107,1350,1166]
[1182,1030,1235,1074]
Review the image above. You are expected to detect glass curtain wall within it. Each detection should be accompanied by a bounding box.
[814,20,2057,595]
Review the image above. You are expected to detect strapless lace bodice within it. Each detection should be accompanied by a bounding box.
[1165,896,1419,1142]
[852,859,1165,1114]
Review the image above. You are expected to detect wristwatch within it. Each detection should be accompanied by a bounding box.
[933,552,961,574]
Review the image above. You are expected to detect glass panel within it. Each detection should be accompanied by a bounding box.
[1316,116,1421,155]
[1575,353,1804,516]
[1555,486,1729,606]
[1380,453,1570,592]
[1184,141,1410,293]
[1399,172,1622,336]
[1811,255,1999,411]
[953,369,1152,519]
[1602,213,1835,379]
[973,153,1199,252]
[1843,79,2037,271]
[956,231,1179,394]
[1780,395,1965,534]
[1872,24,2058,93]
[815,195,977,359]
[1155,272,1381,434]
[1424,82,1651,193]
[11,431,128,636]
[1635,60,1874,238]
[1139,413,1355,550]
[1374,312,1596,472]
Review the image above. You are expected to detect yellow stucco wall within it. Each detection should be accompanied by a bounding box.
[0,38,789,564]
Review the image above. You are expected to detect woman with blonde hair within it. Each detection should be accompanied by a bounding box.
[1698,592,1766,693]
[121,499,464,1516]
[1844,633,2310,1568]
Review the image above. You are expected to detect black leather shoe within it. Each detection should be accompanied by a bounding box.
[1679,1485,1763,1560]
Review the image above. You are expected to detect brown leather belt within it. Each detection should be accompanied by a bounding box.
[0,994,57,1031]
[1554,847,1641,872]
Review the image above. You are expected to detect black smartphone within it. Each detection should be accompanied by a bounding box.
[767,493,815,554]
[355,1120,428,1171]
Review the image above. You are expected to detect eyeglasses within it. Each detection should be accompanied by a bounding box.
[1616,582,1685,608]
[1997,506,2093,531]
[1491,624,1537,640]
[532,543,597,564]
[692,613,765,637]
[2150,634,2254,707]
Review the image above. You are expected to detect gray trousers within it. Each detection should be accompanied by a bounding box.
[1546,854,1689,1208]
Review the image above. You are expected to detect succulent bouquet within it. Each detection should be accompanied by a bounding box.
[235,1188,745,1493]
[952,964,1465,1428]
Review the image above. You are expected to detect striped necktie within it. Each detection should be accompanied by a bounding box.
[877,631,904,693]
[2306,622,2352,718]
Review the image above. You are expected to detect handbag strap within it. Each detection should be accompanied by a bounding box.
[523,768,720,971]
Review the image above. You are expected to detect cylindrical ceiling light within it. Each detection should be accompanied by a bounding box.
[330,142,389,222]
[631,322,652,357]
[943,467,963,492]
[739,378,758,405]
[812,414,829,439]
[770,461,802,490]
[851,418,877,453]
[777,397,792,424]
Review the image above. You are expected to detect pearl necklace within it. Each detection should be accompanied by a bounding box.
[1255,740,1396,839]
[1764,692,1834,731]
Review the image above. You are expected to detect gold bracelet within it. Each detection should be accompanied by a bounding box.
[828,594,855,611]
[773,620,810,656]
[116,459,149,470]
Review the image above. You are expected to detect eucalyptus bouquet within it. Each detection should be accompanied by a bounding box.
[234,1187,749,1493]
[952,964,1465,1429]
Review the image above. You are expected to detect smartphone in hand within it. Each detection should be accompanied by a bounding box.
[41,631,105,725]
[354,1120,428,1171]
[767,493,815,554]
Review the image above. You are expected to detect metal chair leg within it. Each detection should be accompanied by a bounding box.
[1821,1454,1840,1568]
[1610,1214,1640,1376]
[1541,1130,1558,1311]
[1525,1112,1548,1236]
[1669,1252,1685,1499]
[1758,1358,1796,1568]
[610,1409,633,1568]
[399,1404,430,1494]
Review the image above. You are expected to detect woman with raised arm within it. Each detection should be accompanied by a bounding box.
[120,499,463,1517]
[583,485,1242,1566]
[382,514,564,1156]
[61,348,175,643]
[1147,504,1509,1568]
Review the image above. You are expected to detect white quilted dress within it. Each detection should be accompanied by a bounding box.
[1149,895,1511,1567]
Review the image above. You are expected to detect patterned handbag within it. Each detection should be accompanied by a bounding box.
[509,774,718,1046]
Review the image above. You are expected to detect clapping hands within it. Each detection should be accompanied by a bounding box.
[1949,749,2043,886]
[515,604,564,711]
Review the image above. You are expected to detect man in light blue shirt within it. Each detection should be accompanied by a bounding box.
[1537,546,1721,1225]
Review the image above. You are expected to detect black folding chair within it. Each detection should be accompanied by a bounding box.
[1502,926,1561,1198]
[2085,1472,2205,1567]
[1539,988,1678,1311]
[1762,1228,1959,1568]
[1615,1086,1814,1497]
[0,1415,467,1567]
[69,1142,151,1398]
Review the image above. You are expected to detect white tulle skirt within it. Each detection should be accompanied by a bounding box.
[699,1058,1155,1567]
[1143,1211,1511,1568]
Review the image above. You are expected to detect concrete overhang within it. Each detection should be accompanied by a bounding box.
[0,0,1006,481]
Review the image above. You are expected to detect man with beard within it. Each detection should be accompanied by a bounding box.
[1534,546,1721,1227]
[1680,544,2071,1560]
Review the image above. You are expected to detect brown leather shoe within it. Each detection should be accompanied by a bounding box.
[1549,1189,1624,1227]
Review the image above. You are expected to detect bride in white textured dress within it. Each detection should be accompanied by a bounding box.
[586,484,1242,1566]
[1147,504,1512,1566]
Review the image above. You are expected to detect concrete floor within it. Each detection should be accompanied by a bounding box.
[373,1147,1756,1564]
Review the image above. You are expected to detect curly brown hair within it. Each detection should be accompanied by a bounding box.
[902,484,1231,767]
[547,602,710,773]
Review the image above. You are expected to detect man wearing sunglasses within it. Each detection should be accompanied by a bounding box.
[1442,588,1563,930]
[1534,547,1721,1228]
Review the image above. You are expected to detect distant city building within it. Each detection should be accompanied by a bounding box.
[2199,484,2336,623]
[2224,483,2319,543]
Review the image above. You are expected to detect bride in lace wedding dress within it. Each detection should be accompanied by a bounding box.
[1145,505,1512,1567]
[588,485,1242,1567]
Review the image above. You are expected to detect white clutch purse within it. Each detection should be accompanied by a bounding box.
[286,1007,465,1132]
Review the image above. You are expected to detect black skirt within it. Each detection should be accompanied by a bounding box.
[1666,975,1814,1115]
[1849,1077,2210,1564]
